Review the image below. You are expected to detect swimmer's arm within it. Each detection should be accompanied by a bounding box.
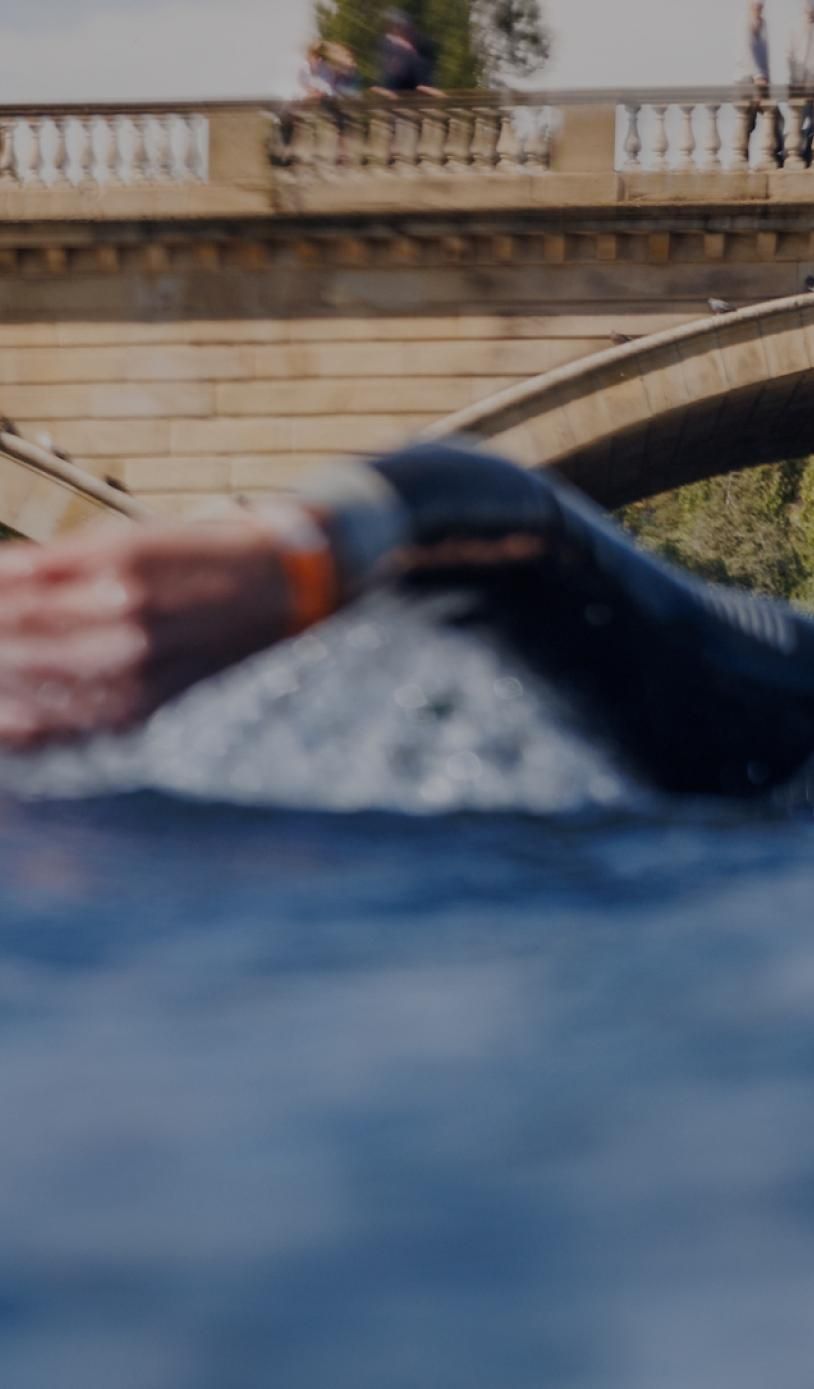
[0,509,354,749]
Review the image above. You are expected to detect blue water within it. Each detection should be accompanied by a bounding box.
[1,598,814,1387]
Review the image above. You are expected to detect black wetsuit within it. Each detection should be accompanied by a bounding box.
[359,443,814,799]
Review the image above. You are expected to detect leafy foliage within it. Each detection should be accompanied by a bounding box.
[472,0,551,84]
[619,459,814,607]
[315,0,550,88]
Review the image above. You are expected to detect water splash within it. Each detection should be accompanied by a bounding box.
[0,593,634,814]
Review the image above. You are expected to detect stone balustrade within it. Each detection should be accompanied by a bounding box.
[619,94,810,172]
[267,87,814,181]
[268,95,555,178]
[0,108,208,187]
[0,88,810,223]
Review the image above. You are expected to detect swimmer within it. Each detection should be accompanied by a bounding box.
[0,440,813,798]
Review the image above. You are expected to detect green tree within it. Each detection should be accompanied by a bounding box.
[472,0,551,84]
[619,458,814,606]
[315,0,549,89]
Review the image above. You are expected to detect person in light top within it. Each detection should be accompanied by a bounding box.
[736,0,771,90]
[736,1,784,166]
[788,0,814,87]
[298,42,336,101]
[788,0,814,164]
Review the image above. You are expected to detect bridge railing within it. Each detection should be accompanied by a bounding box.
[0,104,209,187]
[0,87,808,210]
[618,93,806,172]
[268,93,556,178]
[267,86,814,179]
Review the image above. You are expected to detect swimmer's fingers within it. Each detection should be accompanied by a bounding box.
[0,643,246,749]
[0,629,149,688]
[0,576,140,637]
[0,637,194,747]
[0,628,151,741]
[0,523,135,584]
[0,516,336,747]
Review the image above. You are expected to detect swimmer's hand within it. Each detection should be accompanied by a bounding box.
[0,514,338,749]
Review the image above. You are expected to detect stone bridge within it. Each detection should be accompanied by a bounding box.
[0,88,814,534]
[427,293,814,508]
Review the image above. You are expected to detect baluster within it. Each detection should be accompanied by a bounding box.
[677,103,696,170]
[181,114,202,179]
[524,113,550,171]
[155,116,174,180]
[472,106,500,170]
[195,116,210,180]
[78,118,96,185]
[785,99,806,171]
[95,117,117,185]
[756,103,778,170]
[366,107,394,174]
[444,106,474,172]
[28,118,47,184]
[145,117,162,180]
[131,115,150,180]
[175,112,197,177]
[11,119,31,183]
[731,99,752,169]
[52,116,72,183]
[623,103,642,168]
[341,105,366,171]
[651,103,669,170]
[0,119,13,180]
[112,116,130,183]
[496,109,521,172]
[703,103,722,170]
[392,106,420,173]
[13,119,26,184]
[417,106,446,172]
[313,108,340,176]
[288,109,317,174]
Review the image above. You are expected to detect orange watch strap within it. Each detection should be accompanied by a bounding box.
[277,542,340,636]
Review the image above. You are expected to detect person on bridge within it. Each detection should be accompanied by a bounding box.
[736,0,771,89]
[0,442,814,799]
[788,0,814,164]
[737,0,784,165]
[374,9,444,97]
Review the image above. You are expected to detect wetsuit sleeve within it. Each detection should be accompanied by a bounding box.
[365,442,814,796]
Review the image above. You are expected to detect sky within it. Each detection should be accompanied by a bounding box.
[0,0,810,103]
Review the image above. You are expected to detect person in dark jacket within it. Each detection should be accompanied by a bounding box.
[375,9,443,95]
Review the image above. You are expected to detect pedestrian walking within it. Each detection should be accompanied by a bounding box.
[736,1,784,166]
[374,9,444,96]
[788,0,814,164]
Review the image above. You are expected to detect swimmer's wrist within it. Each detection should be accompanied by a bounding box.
[294,460,412,597]
[236,500,342,636]
[219,460,413,633]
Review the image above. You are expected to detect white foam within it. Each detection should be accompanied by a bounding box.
[0,592,635,814]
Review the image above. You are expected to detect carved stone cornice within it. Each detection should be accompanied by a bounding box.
[0,211,810,276]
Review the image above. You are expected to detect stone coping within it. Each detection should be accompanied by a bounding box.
[423,291,814,445]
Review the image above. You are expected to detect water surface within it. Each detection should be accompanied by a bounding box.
[0,597,812,1387]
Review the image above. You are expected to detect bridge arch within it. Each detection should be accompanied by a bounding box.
[0,433,146,541]
[425,295,814,508]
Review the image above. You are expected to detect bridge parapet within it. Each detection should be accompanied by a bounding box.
[0,88,813,223]
[271,86,814,195]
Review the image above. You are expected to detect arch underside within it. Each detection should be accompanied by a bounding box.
[428,296,814,509]
[563,371,814,509]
